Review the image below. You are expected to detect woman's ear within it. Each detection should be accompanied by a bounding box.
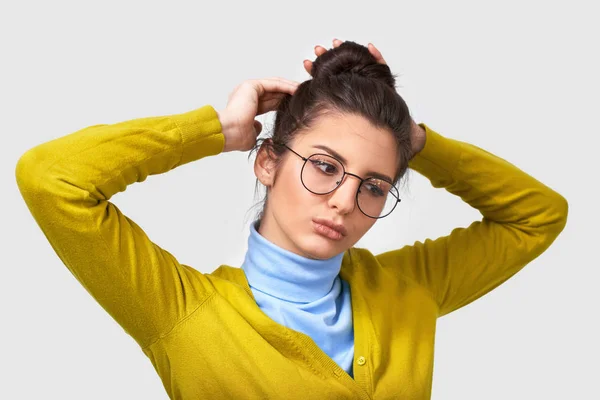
[254,140,277,187]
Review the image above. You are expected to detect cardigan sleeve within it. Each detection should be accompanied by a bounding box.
[15,104,225,348]
[375,123,569,317]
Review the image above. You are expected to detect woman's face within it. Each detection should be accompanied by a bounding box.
[254,112,399,260]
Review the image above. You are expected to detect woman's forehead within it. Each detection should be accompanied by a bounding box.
[293,113,398,176]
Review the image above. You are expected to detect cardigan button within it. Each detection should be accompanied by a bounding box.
[357,356,366,366]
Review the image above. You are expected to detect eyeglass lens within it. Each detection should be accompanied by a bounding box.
[301,154,399,218]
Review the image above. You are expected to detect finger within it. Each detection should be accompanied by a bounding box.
[314,45,327,57]
[333,38,343,47]
[304,59,313,75]
[368,42,387,65]
[261,77,301,91]
[254,78,300,97]
[256,93,288,115]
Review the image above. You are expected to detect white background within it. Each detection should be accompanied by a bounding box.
[2,0,597,398]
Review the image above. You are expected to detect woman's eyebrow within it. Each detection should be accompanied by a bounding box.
[311,144,393,183]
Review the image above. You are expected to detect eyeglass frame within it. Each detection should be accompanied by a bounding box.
[279,143,401,219]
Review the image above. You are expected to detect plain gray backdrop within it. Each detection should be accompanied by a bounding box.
[2,0,597,399]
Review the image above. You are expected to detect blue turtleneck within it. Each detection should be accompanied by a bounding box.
[240,219,355,378]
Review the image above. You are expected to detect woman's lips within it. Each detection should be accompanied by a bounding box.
[312,221,345,240]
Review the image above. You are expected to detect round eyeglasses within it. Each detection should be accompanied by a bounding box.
[281,144,401,219]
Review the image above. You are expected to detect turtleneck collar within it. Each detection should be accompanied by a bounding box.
[240,220,345,303]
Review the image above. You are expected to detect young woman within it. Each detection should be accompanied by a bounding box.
[16,39,568,399]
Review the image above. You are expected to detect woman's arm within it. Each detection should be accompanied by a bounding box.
[375,123,569,317]
[15,105,225,348]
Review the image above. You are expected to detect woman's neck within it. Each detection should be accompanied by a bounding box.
[241,220,345,303]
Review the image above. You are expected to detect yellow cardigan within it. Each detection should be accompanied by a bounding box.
[15,105,568,399]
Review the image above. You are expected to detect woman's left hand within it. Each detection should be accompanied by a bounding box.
[302,39,426,158]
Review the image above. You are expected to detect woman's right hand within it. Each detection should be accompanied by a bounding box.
[217,77,300,152]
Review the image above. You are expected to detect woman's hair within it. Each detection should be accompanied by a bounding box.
[246,40,413,224]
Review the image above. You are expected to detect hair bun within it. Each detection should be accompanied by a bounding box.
[310,40,396,89]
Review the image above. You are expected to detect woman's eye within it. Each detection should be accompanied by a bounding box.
[364,183,385,197]
[313,160,337,174]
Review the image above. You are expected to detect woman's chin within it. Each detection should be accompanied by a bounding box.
[299,234,345,260]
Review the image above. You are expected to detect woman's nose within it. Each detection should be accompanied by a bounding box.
[328,174,360,215]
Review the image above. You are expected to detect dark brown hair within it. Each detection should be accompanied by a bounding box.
[246,40,413,223]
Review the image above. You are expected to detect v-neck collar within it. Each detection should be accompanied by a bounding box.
[212,251,376,399]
